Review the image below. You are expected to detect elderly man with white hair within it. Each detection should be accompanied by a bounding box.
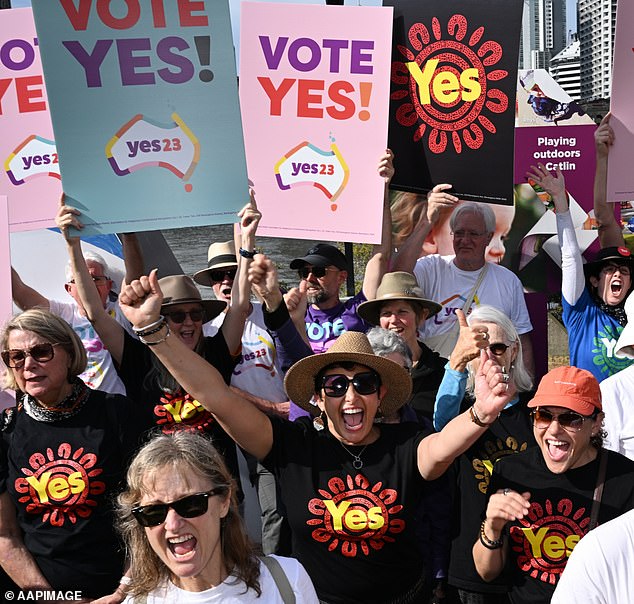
[393,200,534,374]
[600,290,634,460]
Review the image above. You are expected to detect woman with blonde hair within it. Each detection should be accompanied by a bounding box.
[117,431,317,603]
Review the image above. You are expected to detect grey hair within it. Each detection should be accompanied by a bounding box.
[449,201,496,235]
[64,250,110,283]
[366,327,413,369]
[465,305,533,393]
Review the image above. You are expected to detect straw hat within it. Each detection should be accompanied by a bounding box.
[284,331,412,414]
[357,272,441,325]
[193,241,237,287]
[159,275,226,320]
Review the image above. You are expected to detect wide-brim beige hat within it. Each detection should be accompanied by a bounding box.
[159,275,226,320]
[357,272,441,326]
[284,331,412,414]
[193,241,238,287]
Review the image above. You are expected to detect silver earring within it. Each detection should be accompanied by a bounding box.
[313,412,325,431]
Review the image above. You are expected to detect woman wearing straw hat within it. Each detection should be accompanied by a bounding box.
[357,271,445,422]
[117,269,515,604]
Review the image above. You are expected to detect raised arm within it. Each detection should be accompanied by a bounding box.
[221,191,261,354]
[119,270,274,460]
[56,197,125,364]
[418,350,514,480]
[593,114,625,248]
[433,309,487,430]
[391,184,458,272]
[361,150,394,299]
[11,267,50,311]
[527,164,585,306]
[120,232,145,283]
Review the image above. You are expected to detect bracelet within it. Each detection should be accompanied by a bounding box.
[139,323,170,346]
[479,520,504,550]
[469,404,495,428]
[133,315,165,335]
[119,576,132,586]
[135,319,167,338]
[239,247,256,259]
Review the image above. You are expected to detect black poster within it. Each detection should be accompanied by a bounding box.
[386,0,522,205]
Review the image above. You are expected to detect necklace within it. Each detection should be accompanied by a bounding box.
[339,441,369,470]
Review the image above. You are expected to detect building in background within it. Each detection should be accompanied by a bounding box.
[550,35,581,100]
[578,0,616,101]
[520,0,567,69]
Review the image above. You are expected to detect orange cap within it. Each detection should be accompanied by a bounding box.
[527,366,602,415]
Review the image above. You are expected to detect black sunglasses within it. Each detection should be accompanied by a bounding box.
[321,371,381,398]
[131,488,226,527]
[488,342,510,356]
[164,310,205,324]
[530,408,596,433]
[297,266,338,279]
[209,268,237,283]
[1,343,58,369]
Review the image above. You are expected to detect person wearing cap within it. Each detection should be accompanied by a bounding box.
[117,266,517,604]
[433,305,535,604]
[473,365,634,604]
[392,200,534,376]
[527,164,634,382]
[56,195,259,499]
[600,291,634,460]
[194,239,292,556]
[273,151,395,356]
[357,271,446,422]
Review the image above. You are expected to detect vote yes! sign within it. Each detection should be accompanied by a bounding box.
[239,2,393,244]
[0,8,60,232]
[31,0,248,235]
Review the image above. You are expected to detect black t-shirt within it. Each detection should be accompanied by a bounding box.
[409,341,447,421]
[0,390,148,597]
[117,332,241,495]
[449,393,536,594]
[489,446,634,604]
[263,417,430,604]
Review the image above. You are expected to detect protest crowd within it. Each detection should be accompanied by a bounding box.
[3,2,634,604]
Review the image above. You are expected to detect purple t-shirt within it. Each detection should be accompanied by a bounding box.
[304,291,369,354]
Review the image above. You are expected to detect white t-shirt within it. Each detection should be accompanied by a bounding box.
[601,366,634,460]
[204,302,287,403]
[551,508,634,604]
[413,255,532,356]
[49,299,129,395]
[124,556,318,603]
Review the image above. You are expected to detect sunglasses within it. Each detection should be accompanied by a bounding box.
[131,488,226,527]
[530,408,596,433]
[209,268,237,283]
[297,266,338,279]
[164,310,205,324]
[321,371,381,398]
[488,343,510,356]
[1,343,58,369]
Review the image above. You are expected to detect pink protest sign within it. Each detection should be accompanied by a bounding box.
[607,0,634,201]
[0,8,60,231]
[239,2,393,244]
[0,196,11,324]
